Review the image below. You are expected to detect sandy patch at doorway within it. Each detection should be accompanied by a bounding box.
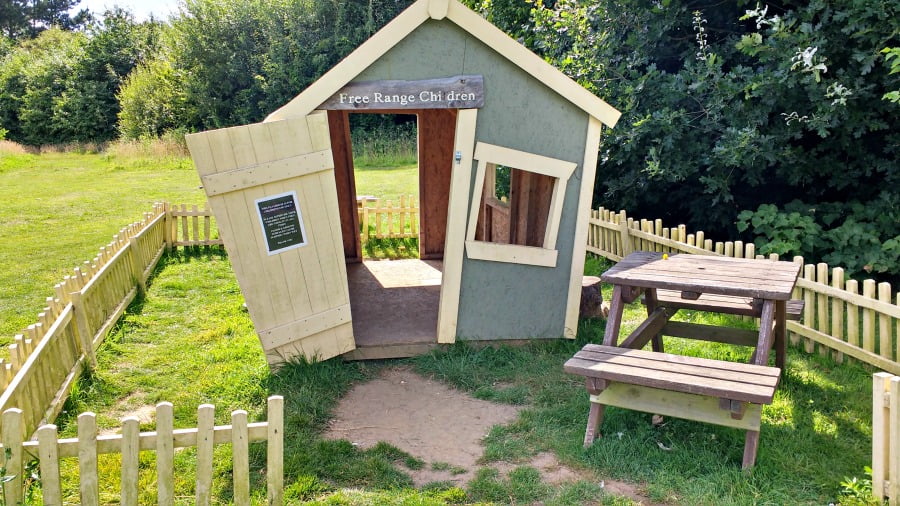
[324,367,660,504]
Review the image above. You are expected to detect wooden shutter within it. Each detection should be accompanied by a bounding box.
[186,112,355,365]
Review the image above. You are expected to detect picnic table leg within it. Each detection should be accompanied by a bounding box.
[742,430,760,470]
[584,402,604,447]
[774,300,787,369]
[602,285,626,346]
[644,288,664,352]
[750,300,776,366]
[584,377,607,447]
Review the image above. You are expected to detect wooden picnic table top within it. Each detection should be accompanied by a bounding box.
[600,251,802,301]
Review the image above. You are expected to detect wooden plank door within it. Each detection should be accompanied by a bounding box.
[186,112,355,365]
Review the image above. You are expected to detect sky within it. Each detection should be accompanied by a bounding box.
[74,0,179,22]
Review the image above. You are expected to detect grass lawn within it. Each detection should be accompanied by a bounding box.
[0,150,205,344]
[3,148,877,504]
[48,252,875,504]
[0,149,418,346]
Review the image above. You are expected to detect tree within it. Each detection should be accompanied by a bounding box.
[528,0,899,279]
[0,0,90,40]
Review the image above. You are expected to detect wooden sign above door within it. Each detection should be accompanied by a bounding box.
[320,75,484,110]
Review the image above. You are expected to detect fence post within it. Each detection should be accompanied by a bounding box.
[163,202,172,254]
[78,411,100,506]
[891,376,900,506]
[38,423,62,504]
[268,395,284,506]
[1,408,24,506]
[196,404,215,506]
[128,238,147,297]
[618,211,632,256]
[70,291,97,368]
[232,410,250,506]
[157,402,175,506]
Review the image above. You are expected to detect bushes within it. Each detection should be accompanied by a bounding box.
[0,10,158,145]
[528,0,899,280]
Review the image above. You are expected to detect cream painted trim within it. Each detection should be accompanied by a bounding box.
[465,142,572,265]
[465,241,558,267]
[259,304,351,350]
[563,117,602,338]
[474,142,576,179]
[428,0,450,19]
[200,149,333,196]
[264,0,620,127]
[445,0,620,127]
[436,108,479,344]
[464,159,488,242]
[264,0,430,122]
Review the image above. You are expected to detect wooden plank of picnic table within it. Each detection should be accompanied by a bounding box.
[602,253,800,300]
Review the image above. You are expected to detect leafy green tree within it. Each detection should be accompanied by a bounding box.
[117,57,189,138]
[52,8,159,141]
[0,28,85,144]
[529,0,899,279]
[0,0,90,40]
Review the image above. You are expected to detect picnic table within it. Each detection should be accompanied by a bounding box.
[565,251,803,468]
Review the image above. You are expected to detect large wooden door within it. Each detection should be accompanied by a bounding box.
[186,112,355,365]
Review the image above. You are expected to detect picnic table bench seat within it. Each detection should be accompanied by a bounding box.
[565,344,781,469]
[647,289,804,321]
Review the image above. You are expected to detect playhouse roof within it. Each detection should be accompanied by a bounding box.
[265,0,621,128]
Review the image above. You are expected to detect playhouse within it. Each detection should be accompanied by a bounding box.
[185,0,621,366]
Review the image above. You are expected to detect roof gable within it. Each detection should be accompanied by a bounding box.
[265,0,620,128]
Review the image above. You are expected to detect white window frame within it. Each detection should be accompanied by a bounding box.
[465,142,576,267]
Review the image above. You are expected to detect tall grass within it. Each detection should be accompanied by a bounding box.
[350,117,417,167]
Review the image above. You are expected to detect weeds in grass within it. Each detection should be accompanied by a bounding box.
[363,237,420,260]
[351,118,417,167]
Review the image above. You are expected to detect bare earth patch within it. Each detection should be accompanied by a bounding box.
[324,366,660,504]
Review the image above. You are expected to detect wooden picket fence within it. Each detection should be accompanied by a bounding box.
[587,207,900,375]
[0,203,221,440]
[0,396,283,505]
[168,203,224,249]
[873,373,899,505]
[357,195,419,242]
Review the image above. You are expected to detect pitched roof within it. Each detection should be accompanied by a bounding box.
[265,0,620,128]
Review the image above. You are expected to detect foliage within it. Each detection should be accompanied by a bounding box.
[117,58,189,139]
[528,0,899,279]
[138,0,414,133]
[0,0,91,40]
[738,197,900,281]
[837,467,881,506]
[0,10,159,145]
[883,47,900,103]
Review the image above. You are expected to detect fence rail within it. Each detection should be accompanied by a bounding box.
[587,207,900,375]
[0,396,283,506]
[0,203,220,439]
[358,195,419,242]
[874,373,899,505]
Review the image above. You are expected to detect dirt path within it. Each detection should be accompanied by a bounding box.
[324,366,657,503]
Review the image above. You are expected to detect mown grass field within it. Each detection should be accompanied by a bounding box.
[1,145,878,504]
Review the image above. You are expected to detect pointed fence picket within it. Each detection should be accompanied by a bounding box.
[0,396,283,506]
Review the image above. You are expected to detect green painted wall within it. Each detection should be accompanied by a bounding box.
[356,20,590,339]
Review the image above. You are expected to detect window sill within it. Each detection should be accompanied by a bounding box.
[464,240,558,267]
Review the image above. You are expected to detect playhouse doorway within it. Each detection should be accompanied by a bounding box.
[327,109,457,357]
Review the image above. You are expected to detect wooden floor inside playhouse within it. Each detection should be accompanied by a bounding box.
[344,259,442,359]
